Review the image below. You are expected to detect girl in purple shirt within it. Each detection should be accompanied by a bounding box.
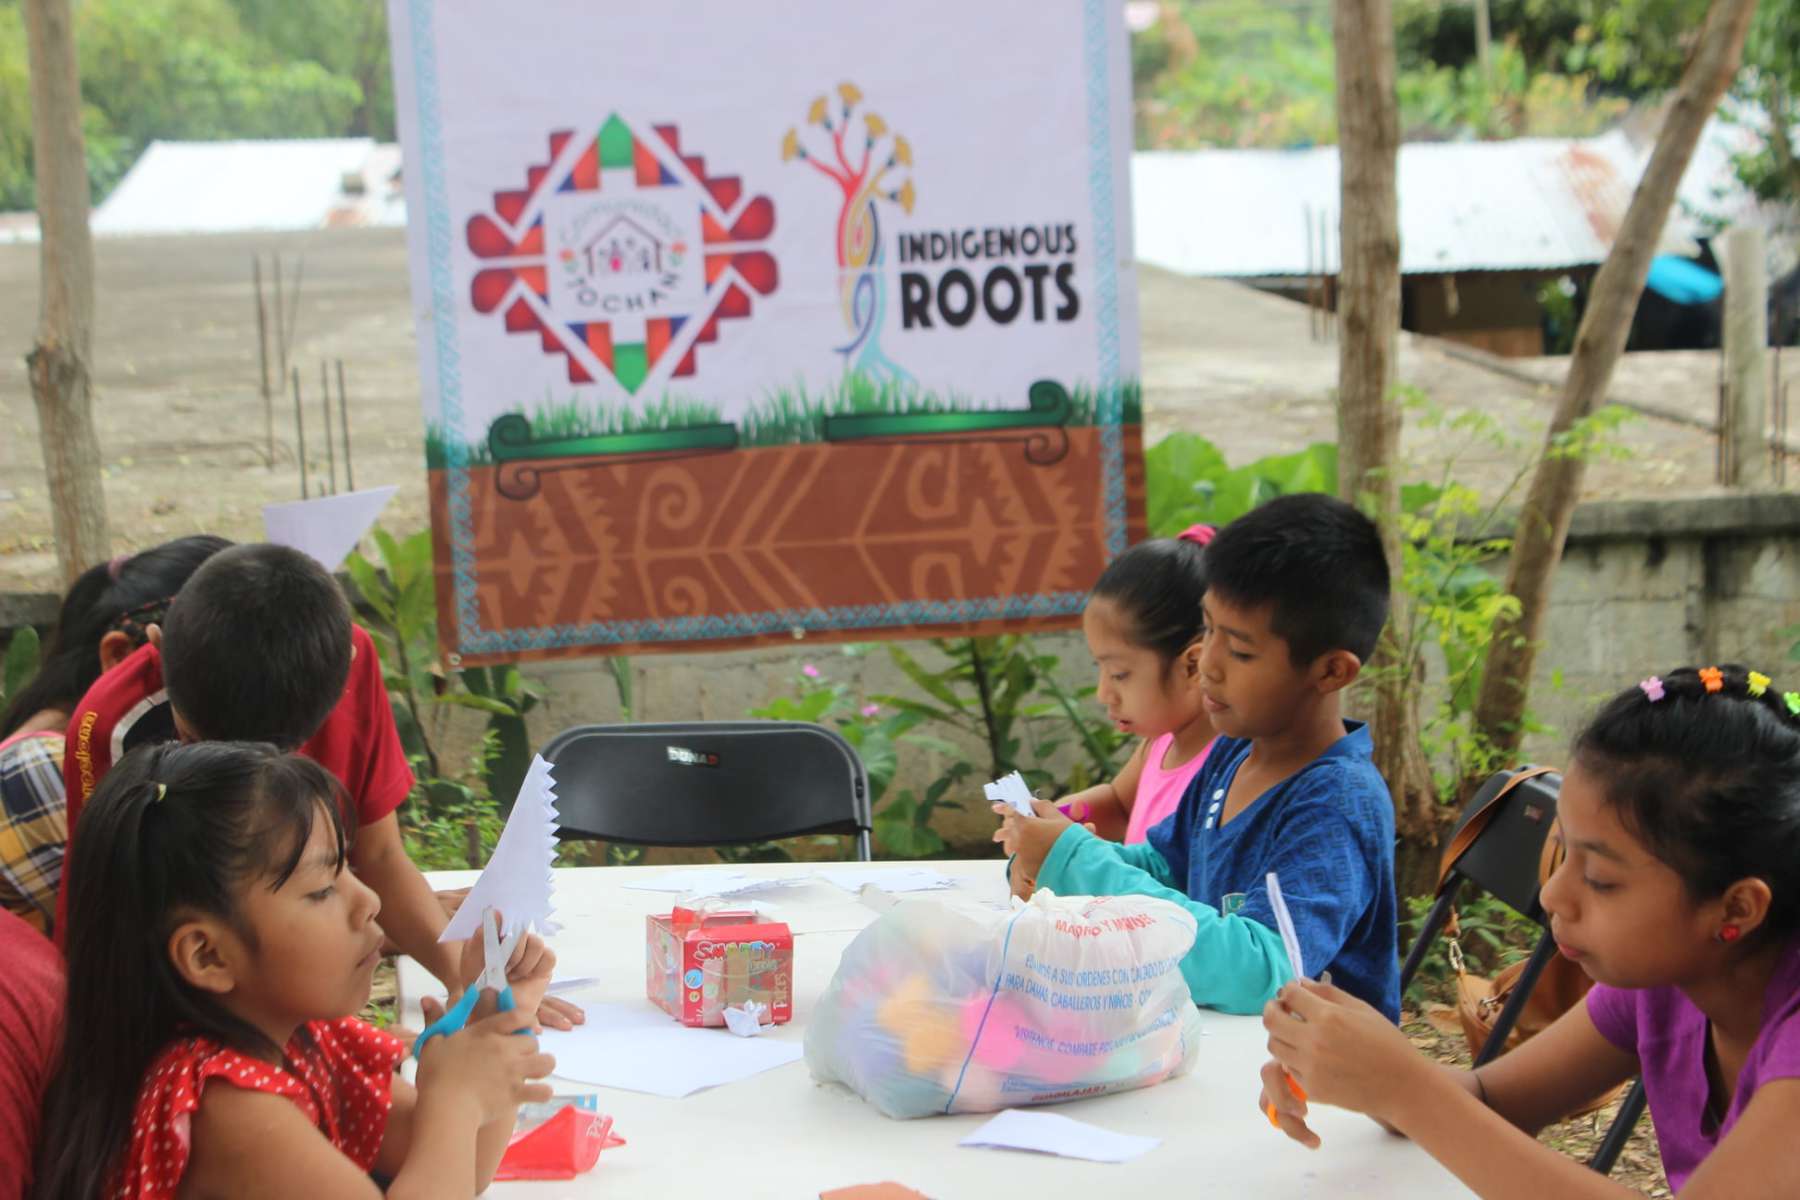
[1258,664,1800,1198]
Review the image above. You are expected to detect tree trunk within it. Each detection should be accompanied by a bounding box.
[1334,0,1441,896]
[1471,0,1760,762]
[24,0,109,586]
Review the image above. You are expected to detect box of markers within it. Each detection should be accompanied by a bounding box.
[645,904,793,1027]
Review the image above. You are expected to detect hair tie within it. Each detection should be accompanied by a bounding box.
[1748,671,1771,698]
[1785,692,1800,717]
[107,553,133,581]
[1638,676,1665,702]
[1178,524,1216,547]
[150,782,167,804]
[1700,666,1725,694]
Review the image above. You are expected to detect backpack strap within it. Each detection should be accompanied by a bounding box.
[1434,765,1559,896]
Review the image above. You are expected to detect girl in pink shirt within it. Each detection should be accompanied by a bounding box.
[1055,526,1216,845]
[1260,664,1800,1198]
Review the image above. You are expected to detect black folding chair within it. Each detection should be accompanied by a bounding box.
[1400,767,1648,1176]
[541,720,873,861]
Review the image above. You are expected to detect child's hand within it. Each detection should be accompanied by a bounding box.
[1261,978,1429,1128]
[991,799,1077,897]
[414,1003,556,1126]
[1257,1056,1321,1148]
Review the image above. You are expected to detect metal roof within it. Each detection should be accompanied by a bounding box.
[91,139,405,236]
[1132,133,1650,277]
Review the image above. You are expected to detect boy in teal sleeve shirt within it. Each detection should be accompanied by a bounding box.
[997,494,1401,1019]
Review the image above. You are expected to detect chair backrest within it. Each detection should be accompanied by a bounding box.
[541,721,872,859]
[1441,766,1564,921]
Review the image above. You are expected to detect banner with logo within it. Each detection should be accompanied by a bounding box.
[388,0,1143,663]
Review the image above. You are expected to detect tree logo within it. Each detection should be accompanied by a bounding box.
[468,115,778,394]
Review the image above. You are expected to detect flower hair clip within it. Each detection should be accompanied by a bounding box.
[1699,666,1725,694]
[1639,676,1666,702]
[1786,691,1800,718]
[1748,671,1772,698]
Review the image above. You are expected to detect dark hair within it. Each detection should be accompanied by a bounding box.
[32,741,349,1200]
[161,544,353,747]
[1572,665,1800,942]
[1090,534,1210,666]
[0,537,230,738]
[1202,493,1390,664]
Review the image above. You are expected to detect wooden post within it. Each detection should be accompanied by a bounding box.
[1722,226,1770,488]
[23,0,110,585]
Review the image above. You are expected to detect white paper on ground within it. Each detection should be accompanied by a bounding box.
[983,770,1037,817]
[958,1109,1161,1163]
[813,867,954,893]
[261,485,398,572]
[439,755,561,943]
[538,1004,802,1097]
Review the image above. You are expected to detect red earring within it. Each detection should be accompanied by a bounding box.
[1717,924,1741,943]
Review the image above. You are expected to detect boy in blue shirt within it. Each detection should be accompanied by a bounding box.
[996,493,1400,1020]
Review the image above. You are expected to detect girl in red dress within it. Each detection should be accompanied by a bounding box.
[32,742,555,1199]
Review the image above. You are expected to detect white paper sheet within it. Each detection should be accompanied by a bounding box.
[261,485,398,572]
[1265,871,1307,980]
[619,869,804,899]
[538,1004,803,1097]
[984,770,1037,817]
[813,867,954,893]
[439,755,561,942]
[958,1109,1161,1163]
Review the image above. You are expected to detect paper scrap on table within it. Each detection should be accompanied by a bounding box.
[538,1004,802,1097]
[722,1000,768,1037]
[620,869,803,899]
[814,867,954,894]
[439,755,561,943]
[262,485,398,572]
[958,1109,1160,1163]
[984,770,1037,818]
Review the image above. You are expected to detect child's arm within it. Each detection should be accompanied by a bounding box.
[998,808,1289,1013]
[1263,979,1800,1199]
[181,1085,394,1198]
[374,1006,556,1198]
[350,813,464,990]
[1055,739,1148,842]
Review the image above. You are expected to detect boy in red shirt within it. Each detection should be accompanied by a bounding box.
[57,544,579,1027]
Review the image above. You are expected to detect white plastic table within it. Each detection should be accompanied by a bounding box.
[398,861,1474,1199]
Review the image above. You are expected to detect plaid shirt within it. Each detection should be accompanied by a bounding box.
[0,731,67,935]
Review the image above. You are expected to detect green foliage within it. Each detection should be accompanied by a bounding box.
[1146,435,1337,535]
[1401,891,1541,1006]
[749,651,954,858]
[2,625,41,709]
[345,527,543,869]
[0,0,389,210]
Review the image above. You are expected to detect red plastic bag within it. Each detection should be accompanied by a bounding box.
[494,1105,625,1181]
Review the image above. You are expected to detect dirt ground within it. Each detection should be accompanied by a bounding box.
[4,227,1796,593]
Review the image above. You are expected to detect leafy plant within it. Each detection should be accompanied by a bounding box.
[344,528,544,868]
[750,652,961,858]
[1401,891,1541,1007]
[2,626,41,712]
[1146,435,1337,536]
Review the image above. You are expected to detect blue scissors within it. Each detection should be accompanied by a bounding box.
[414,906,522,1057]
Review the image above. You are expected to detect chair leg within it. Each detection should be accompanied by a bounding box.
[1473,928,1559,1066]
[1399,884,1461,994]
[855,829,872,863]
[1589,1078,1648,1175]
